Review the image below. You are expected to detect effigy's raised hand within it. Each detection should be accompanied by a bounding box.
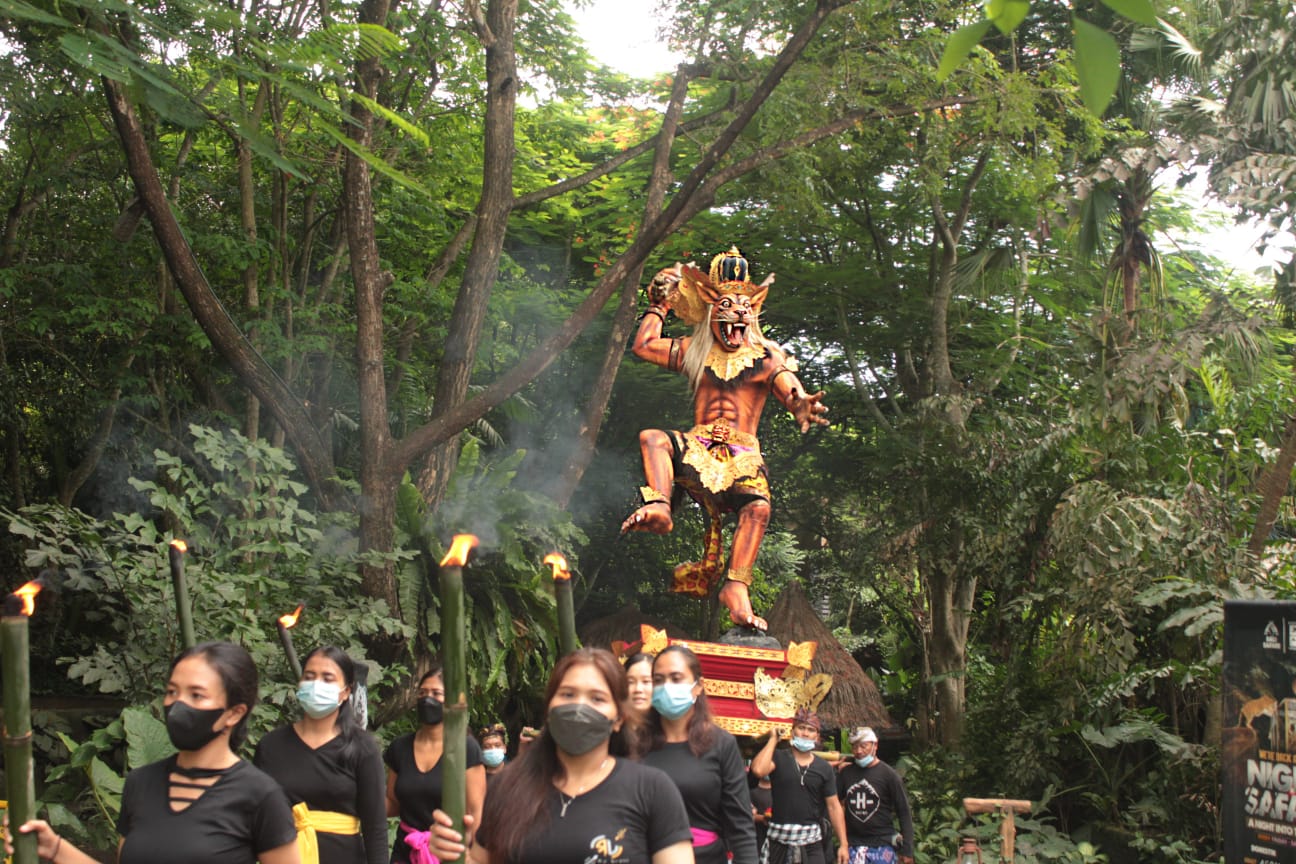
[645,264,682,310]
[789,389,829,433]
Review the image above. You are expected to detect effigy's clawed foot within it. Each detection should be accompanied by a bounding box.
[621,501,673,534]
[718,578,767,631]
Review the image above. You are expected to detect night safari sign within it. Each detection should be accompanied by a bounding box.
[1225,601,1296,864]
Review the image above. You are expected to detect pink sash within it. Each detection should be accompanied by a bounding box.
[399,821,440,864]
[691,827,721,847]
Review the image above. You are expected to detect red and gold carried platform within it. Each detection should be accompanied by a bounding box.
[620,625,833,737]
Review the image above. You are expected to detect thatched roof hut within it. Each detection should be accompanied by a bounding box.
[579,604,694,650]
[765,581,894,733]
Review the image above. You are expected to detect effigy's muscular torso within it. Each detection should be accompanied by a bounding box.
[691,365,773,433]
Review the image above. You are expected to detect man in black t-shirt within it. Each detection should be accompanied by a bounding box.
[837,727,914,864]
[751,709,848,864]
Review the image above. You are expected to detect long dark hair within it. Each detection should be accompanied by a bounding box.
[478,649,631,864]
[302,645,366,761]
[648,644,715,758]
[172,641,258,751]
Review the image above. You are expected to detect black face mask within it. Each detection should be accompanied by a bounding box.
[165,701,227,752]
[416,697,444,726]
[546,703,614,756]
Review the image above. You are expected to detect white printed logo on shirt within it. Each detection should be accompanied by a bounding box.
[844,777,882,825]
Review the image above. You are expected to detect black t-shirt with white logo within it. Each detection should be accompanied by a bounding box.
[837,761,915,856]
[478,759,691,864]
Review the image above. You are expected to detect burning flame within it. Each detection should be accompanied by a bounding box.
[439,534,479,568]
[170,538,188,553]
[14,580,42,616]
[278,604,303,629]
[543,552,571,581]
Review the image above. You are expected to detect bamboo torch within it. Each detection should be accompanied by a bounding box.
[168,539,196,649]
[543,552,579,655]
[438,534,478,840]
[276,604,304,680]
[2,580,42,864]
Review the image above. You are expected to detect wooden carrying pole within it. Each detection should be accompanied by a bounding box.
[963,798,1032,863]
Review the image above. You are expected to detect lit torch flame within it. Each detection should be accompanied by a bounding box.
[14,580,42,617]
[439,534,479,568]
[278,604,303,629]
[543,552,571,581]
[170,538,188,553]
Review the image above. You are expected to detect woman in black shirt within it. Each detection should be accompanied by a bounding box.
[8,641,299,864]
[384,664,485,864]
[640,645,758,864]
[426,647,693,864]
[255,646,387,864]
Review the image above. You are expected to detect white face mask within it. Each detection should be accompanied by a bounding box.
[296,680,343,719]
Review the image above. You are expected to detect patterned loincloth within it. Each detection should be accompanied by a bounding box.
[670,421,770,501]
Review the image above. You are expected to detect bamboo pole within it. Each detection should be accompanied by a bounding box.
[439,535,477,839]
[168,539,196,649]
[2,586,40,864]
[544,553,579,655]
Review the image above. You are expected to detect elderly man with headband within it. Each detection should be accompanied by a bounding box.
[836,727,914,864]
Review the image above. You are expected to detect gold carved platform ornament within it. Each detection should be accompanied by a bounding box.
[754,666,833,719]
[785,641,817,670]
[639,624,670,656]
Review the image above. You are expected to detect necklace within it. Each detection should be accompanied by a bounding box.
[704,341,766,381]
[557,757,611,818]
[796,759,812,787]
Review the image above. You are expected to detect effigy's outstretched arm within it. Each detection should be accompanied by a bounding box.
[769,352,829,433]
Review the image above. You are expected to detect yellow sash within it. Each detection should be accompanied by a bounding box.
[291,802,361,864]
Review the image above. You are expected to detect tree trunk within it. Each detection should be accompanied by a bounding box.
[58,384,125,507]
[101,78,342,508]
[545,65,694,508]
[420,0,519,509]
[923,557,974,749]
[345,0,402,625]
[1249,358,1296,560]
[237,77,268,442]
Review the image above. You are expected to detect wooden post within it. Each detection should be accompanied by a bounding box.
[963,798,1031,863]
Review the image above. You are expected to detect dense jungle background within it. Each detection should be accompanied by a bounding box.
[3,0,1296,859]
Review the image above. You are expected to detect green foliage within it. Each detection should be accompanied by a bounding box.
[900,748,1109,863]
[6,424,408,710]
[936,0,1162,114]
[392,437,587,726]
[42,707,170,846]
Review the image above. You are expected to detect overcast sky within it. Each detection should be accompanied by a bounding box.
[567,0,679,78]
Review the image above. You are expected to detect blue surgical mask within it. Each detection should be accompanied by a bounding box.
[855,755,875,768]
[791,736,816,752]
[296,680,342,719]
[651,681,697,719]
[482,748,506,768]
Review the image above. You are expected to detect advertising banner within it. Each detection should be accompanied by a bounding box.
[1225,600,1296,864]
